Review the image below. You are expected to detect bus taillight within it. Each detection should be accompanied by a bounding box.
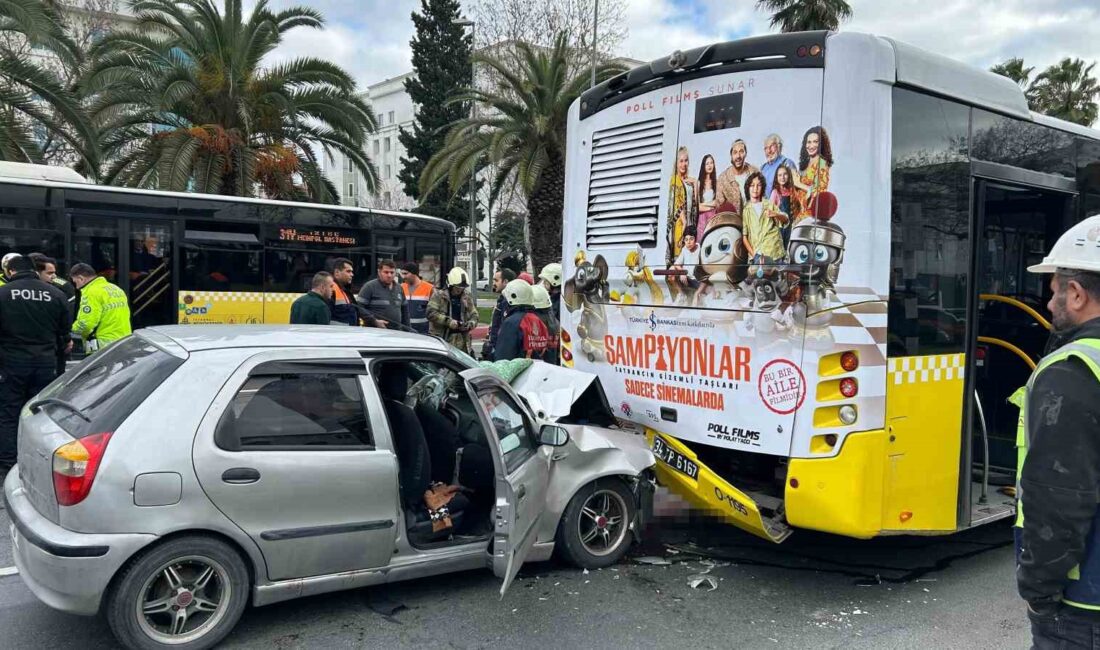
[840,351,859,372]
[840,378,858,398]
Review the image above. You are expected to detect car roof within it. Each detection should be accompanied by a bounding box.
[144,325,451,353]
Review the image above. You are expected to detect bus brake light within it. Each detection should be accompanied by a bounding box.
[839,378,858,398]
[840,351,859,372]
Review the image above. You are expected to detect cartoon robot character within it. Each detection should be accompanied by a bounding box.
[692,208,748,307]
[563,250,609,362]
[786,192,845,323]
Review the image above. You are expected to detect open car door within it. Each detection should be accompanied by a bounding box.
[461,368,551,597]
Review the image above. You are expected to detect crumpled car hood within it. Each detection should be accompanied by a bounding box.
[562,423,655,474]
[509,363,610,422]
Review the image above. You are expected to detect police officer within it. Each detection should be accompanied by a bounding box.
[0,255,71,476]
[1016,214,1100,649]
[29,253,77,315]
[69,262,132,353]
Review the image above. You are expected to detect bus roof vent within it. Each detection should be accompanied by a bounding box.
[586,117,663,248]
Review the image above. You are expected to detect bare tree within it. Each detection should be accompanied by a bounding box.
[473,0,627,74]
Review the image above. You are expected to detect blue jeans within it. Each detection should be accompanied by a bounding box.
[1030,608,1100,649]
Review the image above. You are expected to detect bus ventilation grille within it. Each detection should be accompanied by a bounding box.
[586,117,664,248]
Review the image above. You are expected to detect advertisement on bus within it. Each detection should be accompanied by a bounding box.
[562,65,889,460]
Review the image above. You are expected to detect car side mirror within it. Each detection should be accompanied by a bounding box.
[539,424,570,447]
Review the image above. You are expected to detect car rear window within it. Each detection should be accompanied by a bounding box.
[38,336,185,438]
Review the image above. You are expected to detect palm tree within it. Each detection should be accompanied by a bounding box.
[421,35,624,269]
[756,0,852,32]
[0,0,98,167]
[84,0,376,201]
[990,57,1034,88]
[1029,58,1100,127]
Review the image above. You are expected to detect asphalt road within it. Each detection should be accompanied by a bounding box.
[0,502,1029,649]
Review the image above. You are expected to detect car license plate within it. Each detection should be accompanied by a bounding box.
[652,436,699,480]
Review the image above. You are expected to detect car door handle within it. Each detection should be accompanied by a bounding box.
[221,468,261,484]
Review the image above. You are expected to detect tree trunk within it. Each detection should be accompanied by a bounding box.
[526,151,566,272]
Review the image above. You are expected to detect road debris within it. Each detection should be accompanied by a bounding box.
[688,574,719,591]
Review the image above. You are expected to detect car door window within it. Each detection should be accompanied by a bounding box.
[215,373,372,450]
[478,388,535,473]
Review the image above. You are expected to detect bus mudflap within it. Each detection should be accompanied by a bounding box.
[647,431,792,543]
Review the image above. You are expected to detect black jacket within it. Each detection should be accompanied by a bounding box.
[1018,316,1100,613]
[0,272,72,366]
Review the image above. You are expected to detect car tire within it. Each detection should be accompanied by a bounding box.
[105,535,250,650]
[555,478,636,569]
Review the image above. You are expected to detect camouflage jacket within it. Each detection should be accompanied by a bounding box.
[426,288,479,353]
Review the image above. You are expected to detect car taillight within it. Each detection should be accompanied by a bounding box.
[839,378,858,398]
[53,432,112,507]
[840,351,859,372]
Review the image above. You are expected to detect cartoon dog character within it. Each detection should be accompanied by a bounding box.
[563,251,609,362]
[692,207,748,307]
[748,256,791,312]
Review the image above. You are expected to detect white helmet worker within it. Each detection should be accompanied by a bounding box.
[1,252,19,272]
[531,284,552,310]
[446,266,470,287]
[503,278,534,307]
[539,262,562,287]
[1029,215,1100,275]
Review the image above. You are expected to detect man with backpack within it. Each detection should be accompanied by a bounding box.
[495,279,553,362]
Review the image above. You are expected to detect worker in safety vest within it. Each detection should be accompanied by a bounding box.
[69,262,132,353]
[1015,213,1100,648]
[401,262,434,335]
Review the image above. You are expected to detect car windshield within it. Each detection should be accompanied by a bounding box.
[449,347,479,369]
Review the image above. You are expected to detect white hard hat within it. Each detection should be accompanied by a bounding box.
[446,266,469,287]
[539,262,562,287]
[503,278,533,307]
[531,284,552,310]
[1,253,19,270]
[1029,215,1100,274]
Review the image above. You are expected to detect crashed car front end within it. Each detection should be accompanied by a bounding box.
[501,362,657,549]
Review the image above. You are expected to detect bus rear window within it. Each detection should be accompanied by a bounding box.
[38,336,185,438]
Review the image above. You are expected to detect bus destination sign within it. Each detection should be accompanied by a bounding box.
[277,227,359,246]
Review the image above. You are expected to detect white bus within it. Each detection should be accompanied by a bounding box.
[559,31,1100,542]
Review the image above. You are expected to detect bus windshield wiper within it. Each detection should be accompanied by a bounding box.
[27,398,91,422]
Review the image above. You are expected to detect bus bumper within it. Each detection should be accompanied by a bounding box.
[785,429,889,539]
[647,429,902,541]
[645,430,792,543]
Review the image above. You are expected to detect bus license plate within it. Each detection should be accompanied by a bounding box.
[652,437,699,480]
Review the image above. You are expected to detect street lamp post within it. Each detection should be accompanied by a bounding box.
[454,17,478,285]
[590,0,599,88]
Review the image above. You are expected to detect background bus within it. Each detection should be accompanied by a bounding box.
[561,31,1100,541]
[0,162,455,328]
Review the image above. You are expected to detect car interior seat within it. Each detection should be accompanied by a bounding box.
[377,362,467,542]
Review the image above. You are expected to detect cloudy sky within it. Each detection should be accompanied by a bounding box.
[260,0,1100,92]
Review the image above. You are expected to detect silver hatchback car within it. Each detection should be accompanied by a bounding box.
[4,326,655,650]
